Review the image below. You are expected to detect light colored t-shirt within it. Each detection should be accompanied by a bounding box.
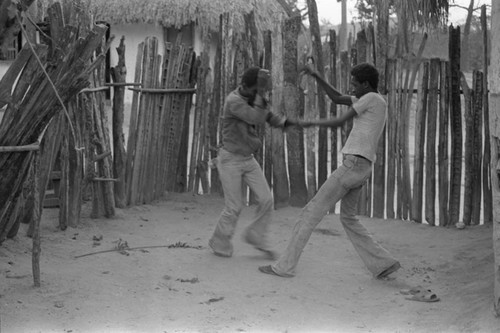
[341,92,387,162]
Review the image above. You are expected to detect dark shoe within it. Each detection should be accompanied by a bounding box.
[376,262,401,279]
[258,265,294,278]
[208,238,233,257]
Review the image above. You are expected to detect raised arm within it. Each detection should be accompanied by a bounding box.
[301,65,352,106]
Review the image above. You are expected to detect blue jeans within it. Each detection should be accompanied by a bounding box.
[209,149,274,256]
[272,154,399,277]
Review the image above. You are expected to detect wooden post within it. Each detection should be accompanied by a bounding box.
[32,150,41,287]
[448,25,462,226]
[425,59,440,226]
[386,58,397,219]
[307,0,328,188]
[263,31,273,190]
[329,29,338,174]
[438,61,450,226]
[412,61,428,223]
[489,0,500,315]
[481,5,492,224]
[471,70,483,225]
[395,58,404,219]
[339,51,350,146]
[271,16,289,208]
[111,36,127,208]
[462,71,473,225]
[284,15,307,207]
[373,3,389,218]
[125,42,144,205]
[304,57,317,201]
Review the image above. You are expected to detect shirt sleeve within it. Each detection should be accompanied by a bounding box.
[229,96,269,125]
[351,95,369,115]
[228,94,287,128]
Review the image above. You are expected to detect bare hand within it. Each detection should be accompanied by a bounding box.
[299,64,317,77]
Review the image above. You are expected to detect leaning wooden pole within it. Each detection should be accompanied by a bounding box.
[489,0,500,316]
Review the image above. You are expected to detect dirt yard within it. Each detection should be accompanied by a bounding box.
[0,192,498,333]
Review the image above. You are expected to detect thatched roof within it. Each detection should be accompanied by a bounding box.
[34,0,286,32]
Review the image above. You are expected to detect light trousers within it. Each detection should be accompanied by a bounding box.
[272,154,399,277]
[210,149,273,254]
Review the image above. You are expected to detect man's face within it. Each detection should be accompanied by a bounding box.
[351,76,369,98]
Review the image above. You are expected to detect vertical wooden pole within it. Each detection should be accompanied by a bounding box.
[307,0,328,188]
[425,58,440,226]
[438,61,450,226]
[271,17,289,208]
[462,71,473,225]
[448,25,462,226]
[471,70,483,225]
[284,15,307,207]
[489,0,500,315]
[412,61,428,223]
[329,29,338,174]
[481,5,492,224]
[125,42,144,205]
[305,57,318,200]
[59,129,69,229]
[32,150,41,287]
[395,58,404,219]
[373,2,389,218]
[263,31,273,190]
[386,58,397,219]
[111,36,127,208]
[339,51,349,146]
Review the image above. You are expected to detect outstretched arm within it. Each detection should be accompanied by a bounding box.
[302,66,352,106]
[300,107,357,128]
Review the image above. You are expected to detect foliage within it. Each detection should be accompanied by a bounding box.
[355,0,396,22]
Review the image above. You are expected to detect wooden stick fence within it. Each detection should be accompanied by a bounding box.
[125,36,196,206]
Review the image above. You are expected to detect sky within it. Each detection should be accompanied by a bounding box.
[297,0,491,25]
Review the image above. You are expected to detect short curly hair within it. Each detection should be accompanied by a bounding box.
[351,63,379,90]
[241,66,261,88]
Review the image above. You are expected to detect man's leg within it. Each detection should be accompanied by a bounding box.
[241,158,274,254]
[267,173,347,276]
[340,187,400,278]
[209,155,244,257]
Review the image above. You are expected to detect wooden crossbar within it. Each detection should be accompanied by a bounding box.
[128,87,196,94]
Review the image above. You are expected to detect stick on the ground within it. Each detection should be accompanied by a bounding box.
[74,242,203,258]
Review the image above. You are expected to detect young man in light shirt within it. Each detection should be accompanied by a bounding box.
[259,63,401,279]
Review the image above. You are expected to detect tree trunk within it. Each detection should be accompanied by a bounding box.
[271,18,289,208]
[283,15,307,207]
[307,0,327,188]
[489,0,500,316]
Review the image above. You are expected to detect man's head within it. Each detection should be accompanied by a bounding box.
[350,63,379,98]
[241,67,271,98]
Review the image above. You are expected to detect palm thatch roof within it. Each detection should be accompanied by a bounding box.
[34,0,286,33]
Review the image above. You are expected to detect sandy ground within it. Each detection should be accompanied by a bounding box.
[0,192,499,333]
